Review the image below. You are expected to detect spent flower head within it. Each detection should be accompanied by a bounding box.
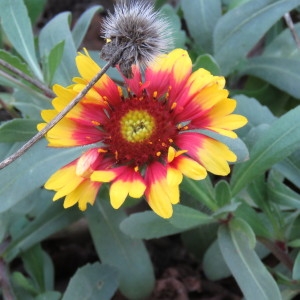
[39,48,247,218]
[100,0,173,78]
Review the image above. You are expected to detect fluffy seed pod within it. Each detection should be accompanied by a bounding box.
[101,0,173,78]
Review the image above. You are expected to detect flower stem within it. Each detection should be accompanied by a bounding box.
[284,13,300,50]
[0,52,120,170]
[0,59,55,98]
[259,237,294,271]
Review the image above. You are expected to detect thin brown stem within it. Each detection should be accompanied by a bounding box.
[0,59,55,98]
[259,237,294,271]
[284,12,300,50]
[0,59,114,170]
[0,70,50,102]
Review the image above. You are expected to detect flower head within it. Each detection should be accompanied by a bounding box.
[101,0,172,78]
[39,48,247,218]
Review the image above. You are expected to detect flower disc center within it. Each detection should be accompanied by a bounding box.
[120,110,155,143]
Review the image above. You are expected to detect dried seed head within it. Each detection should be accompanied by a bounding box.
[101,0,173,78]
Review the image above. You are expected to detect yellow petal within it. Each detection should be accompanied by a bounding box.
[199,139,237,175]
[129,178,146,198]
[188,68,225,95]
[76,51,101,81]
[63,180,99,210]
[209,114,248,131]
[110,180,130,209]
[91,170,118,182]
[147,181,174,218]
[192,85,229,111]
[147,178,180,218]
[177,156,207,180]
[167,166,183,186]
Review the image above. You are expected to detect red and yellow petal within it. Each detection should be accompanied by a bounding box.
[176,132,236,176]
[145,162,179,218]
[39,106,106,147]
[174,83,229,122]
[76,50,121,106]
[76,148,101,177]
[167,146,207,183]
[45,153,103,210]
[38,113,82,147]
[109,168,146,209]
[146,49,192,99]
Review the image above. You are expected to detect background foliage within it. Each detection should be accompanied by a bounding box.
[1,0,300,299]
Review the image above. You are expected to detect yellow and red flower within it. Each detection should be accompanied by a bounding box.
[39,49,247,218]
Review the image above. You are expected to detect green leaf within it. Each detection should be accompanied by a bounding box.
[0,0,43,79]
[22,245,54,292]
[0,211,13,242]
[292,251,300,280]
[263,23,300,58]
[0,119,38,142]
[62,263,118,300]
[231,217,256,248]
[233,94,276,137]
[215,180,232,207]
[214,0,300,75]
[160,4,186,49]
[181,0,221,53]
[281,289,300,300]
[121,211,186,239]
[24,0,47,25]
[240,57,300,99]
[268,171,300,209]
[192,54,221,75]
[72,5,103,49]
[13,89,52,119]
[12,272,37,295]
[35,291,61,300]
[0,140,88,212]
[203,239,231,280]
[0,49,32,76]
[169,205,213,228]
[212,202,241,218]
[43,41,65,85]
[38,12,77,86]
[218,222,281,300]
[227,0,250,10]
[235,204,271,238]
[86,199,155,300]
[231,106,300,195]
[4,202,81,262]
[181,176,216,211]
[121,205,213,239]
[274,150,300,189]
